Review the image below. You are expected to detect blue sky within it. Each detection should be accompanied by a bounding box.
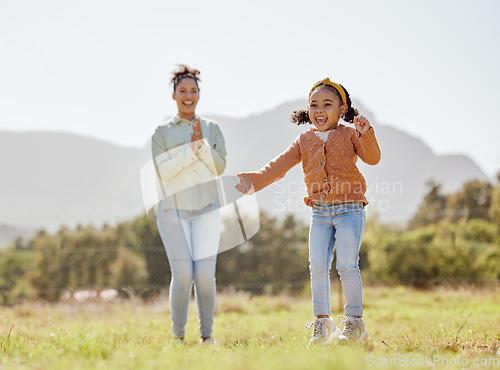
[1,0,499,177]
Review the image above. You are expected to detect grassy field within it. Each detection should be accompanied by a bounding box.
[0,286,499,369]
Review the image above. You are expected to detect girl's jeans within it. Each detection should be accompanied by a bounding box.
[309,201,366,318]
[156,202,221,338]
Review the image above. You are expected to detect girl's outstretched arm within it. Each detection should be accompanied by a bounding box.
[236,137,302,194]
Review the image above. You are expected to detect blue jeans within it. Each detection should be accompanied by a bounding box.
[156,202,221,338]
[309,202,366,318]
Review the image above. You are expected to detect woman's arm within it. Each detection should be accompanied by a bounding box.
[152,129,198,182]
[196,123,227,176]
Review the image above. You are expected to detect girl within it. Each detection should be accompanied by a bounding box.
[152,65,226,345]
[236,78,381,345]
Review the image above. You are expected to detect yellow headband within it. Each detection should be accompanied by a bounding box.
[309,78,347,105]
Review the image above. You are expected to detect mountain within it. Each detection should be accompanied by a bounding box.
[0,100,488,242]
[0,131,149,232]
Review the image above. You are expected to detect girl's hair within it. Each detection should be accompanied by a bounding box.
[171,64,201,91]
[290,84,358,125]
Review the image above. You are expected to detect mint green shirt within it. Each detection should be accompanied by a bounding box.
[151,115,227,214]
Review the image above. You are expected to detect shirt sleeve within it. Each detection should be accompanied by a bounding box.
[196,123,227,176]
[353,126,381,165]
[151,129,198,182]
[238,136,302,192]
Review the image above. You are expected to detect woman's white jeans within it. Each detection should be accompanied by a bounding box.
[156,203,221,338]
[309,202,366,318]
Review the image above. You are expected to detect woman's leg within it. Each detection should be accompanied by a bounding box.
[191,207,221,339]
[309,207,335,317]
[157,208,193,338]
[333,205,366,318]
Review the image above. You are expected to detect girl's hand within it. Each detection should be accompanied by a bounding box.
[354,115,370,135]
[235,175,255,194]
[191,119,203,154]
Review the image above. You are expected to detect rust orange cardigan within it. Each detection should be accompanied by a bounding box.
[238,124,381,206]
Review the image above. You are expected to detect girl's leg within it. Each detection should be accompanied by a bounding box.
[157,208,194,338]
[309,207,335,317]
[191,207,221,339]
[333,205,366,318]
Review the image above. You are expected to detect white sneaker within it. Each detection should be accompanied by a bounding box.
[337,316,367,344]
[201,337,217,345]
[174,337,184,344]
[305,317,341,345]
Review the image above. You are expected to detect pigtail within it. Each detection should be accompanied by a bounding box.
[339,84,359,123]
[290,109,312,125]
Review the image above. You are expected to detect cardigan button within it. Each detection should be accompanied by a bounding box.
[334,156,339,160]
[320,160,325,165]
[323,178,327,182]
[321,194,326,199]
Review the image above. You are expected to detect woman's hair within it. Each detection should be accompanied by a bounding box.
[290,84,358,125]
[171,64,201,91]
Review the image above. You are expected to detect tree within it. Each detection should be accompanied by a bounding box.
[131,215,169,290]
[448,180,493,222]
[488,172,500,229]
[109,248,149,287]
[216,211,310,294]
[0,248,37,305]
[409,181,448,229]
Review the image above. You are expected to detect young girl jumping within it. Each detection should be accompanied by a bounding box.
[236,78,381,345]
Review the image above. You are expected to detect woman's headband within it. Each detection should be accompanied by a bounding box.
[309,78,347,105]
[173,73,200,89]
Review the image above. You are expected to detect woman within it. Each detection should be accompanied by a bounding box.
[151,65,226,344]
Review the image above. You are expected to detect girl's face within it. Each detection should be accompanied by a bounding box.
[172,78,199,120]
[308,87,347,131]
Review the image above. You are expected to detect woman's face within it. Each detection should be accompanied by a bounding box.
[172,78,199,120]
[308,87,347,131]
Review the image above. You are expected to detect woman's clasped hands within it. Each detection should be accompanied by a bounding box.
[191,119,203,154]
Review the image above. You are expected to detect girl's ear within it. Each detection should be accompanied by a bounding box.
[340,104,348,116]
[172,92,176,100]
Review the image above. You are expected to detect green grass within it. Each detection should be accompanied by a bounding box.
[0,286,499,369]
